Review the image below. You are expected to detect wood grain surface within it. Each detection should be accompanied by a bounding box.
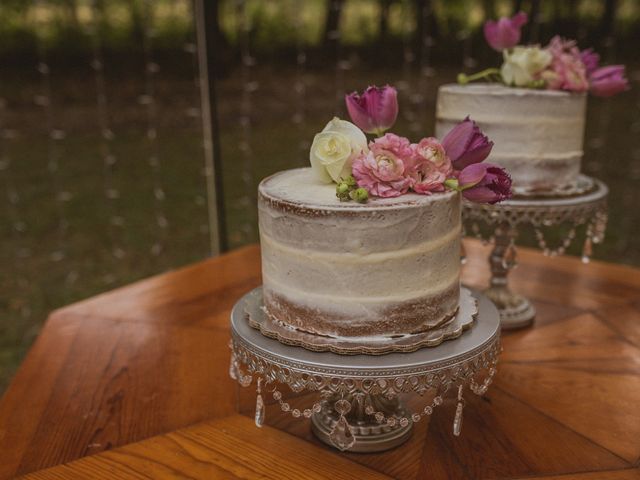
[1,240,639,479]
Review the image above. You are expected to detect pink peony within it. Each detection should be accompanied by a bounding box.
[345,85,399,135]
[352,133,413,198]
[541,36,589,92]
[483,12,528,51]
[409,138,452,194]
[589,65,629,97]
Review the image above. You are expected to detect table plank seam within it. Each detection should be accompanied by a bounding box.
[505,466,640,480]
[41,309,237,333]
[493,385,633,468]
[592,310,640,350]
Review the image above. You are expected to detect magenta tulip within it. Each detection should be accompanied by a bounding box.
[441,117,493,170]
[345,85,398,135]
[589,65,629,98]
[580,48,600,75]
[483,12,528,51]
[458,163,512,204]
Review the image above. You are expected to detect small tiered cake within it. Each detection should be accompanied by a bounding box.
[259,168,461,339]
[436,83,587,195]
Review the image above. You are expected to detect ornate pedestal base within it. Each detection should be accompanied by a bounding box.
[463,176,608,330]
[229,287,501,452]
[311,395,412,453]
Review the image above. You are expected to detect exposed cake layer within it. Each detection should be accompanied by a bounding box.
[258,168,461,339]
[436,83,586,194]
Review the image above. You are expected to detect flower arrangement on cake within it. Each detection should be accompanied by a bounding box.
[309,85,512,204]
[457,12,629,97]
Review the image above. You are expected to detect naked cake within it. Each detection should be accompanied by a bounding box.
[436,83,586,195]
[259,167,461,339]
[253,85,512,343]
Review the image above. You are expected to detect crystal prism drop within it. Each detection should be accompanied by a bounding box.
[255,393,265,427]
[460,240,467,265]
[582,236,593,264]
[453,401,464,436]
[502,243,517,270]
[228,357,237,381]
[329,415,356,451]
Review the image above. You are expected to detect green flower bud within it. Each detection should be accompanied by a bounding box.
[444,178,460,191]
[457,73,469,85]
[337,182,350,194]
[344,175,357,187]
[528,79,546,89]
[352,187,369,203]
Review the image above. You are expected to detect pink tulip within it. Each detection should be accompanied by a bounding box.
[589,65,629,98]
[441,117,493,170]
[345,85,398,135]
[458,163,512,204]
[483,12,528,51]
[580,48,600,75]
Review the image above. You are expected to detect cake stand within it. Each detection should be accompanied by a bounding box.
[463,175,608,330]
[229,287,500,453]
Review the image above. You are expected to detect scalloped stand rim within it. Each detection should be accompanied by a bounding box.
[246,287,478,356]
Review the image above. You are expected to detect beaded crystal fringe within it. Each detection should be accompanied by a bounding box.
[229,337,498,449]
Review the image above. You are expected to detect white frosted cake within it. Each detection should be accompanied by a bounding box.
[258,168,461,339]
[436,83,586,195]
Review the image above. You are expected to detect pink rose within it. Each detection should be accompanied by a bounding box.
[542,36,589,92]
[352,133,413,198]
[409,138,452,194]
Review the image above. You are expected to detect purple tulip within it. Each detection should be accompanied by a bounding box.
[580,48,600,75]
[483,11,528,51]
[345,85,398,135]
[589,65,629,98]
[441,117,494,170]
[458,163,512,204]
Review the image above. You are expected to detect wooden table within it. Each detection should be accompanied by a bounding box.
[1,239,639,480]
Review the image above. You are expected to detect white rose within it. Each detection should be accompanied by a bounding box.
[501,46,552,87]
[309,117,368,183]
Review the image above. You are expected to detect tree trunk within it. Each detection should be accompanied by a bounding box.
[413,0,438,64]
[378,0,392,44]
[208,0,229,50]
[527,0,541,43]
[512,0,524,15]
[323,0,345,50]
[482,0,496,20]
[600,0,618,38]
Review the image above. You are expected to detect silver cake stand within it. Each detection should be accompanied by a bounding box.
[463,175,608,330]
[229,287,500,453]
